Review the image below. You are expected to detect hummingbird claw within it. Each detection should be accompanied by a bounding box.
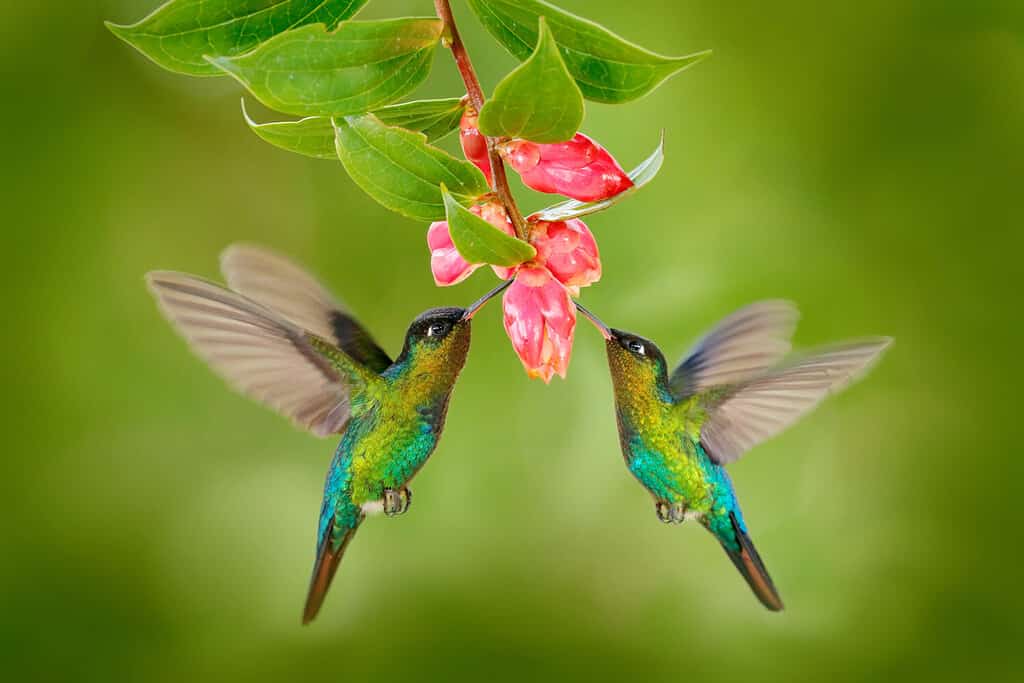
[382,487,413,516]
[655,501,673,524]
[383,488,402,516]
[670,502,688,525]
[655,501,689,524]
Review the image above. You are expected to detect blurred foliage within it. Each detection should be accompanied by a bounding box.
[1,0,1022,681]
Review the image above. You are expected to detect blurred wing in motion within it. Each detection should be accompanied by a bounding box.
[700,338,892,464]
[220,244,393,373]
[147,271,357,437]
[669,301,800,400]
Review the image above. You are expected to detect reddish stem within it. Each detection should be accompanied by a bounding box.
[434,0,529,240]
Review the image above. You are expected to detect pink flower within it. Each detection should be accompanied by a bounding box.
[529,219,601,293]
[501,134,633,201]
[459,108,492,185]
[427,202,515,286]
[422,172,605,381]
[502,267,576,383]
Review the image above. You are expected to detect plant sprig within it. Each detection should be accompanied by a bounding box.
[108,0,708,380]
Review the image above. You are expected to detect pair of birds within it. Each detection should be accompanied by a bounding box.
[148,244,889,623]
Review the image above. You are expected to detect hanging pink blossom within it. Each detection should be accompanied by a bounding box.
[502,134,633,201]
[529,218,601,293]
[502,267,576,383]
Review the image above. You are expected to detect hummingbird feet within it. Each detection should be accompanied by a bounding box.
[655,501,688,525]
[382,487,412,517]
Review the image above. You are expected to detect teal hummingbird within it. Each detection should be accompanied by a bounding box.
[147,244,510,623]
[576,301,890,610]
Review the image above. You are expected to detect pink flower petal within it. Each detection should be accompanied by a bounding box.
[460,109,492,185]
[502,267,576,382]
[530,219,602,289]
[427,220,479,286]
[502,134,633,202]
[427,201,521,287]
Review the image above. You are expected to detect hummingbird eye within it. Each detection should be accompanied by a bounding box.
[627,339,646,356]
[426,322,450,338]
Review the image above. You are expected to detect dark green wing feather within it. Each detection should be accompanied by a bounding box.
[221,244,393,373]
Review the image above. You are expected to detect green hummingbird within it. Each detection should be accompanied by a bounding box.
[146,244,510,623]
[575,301,890,610]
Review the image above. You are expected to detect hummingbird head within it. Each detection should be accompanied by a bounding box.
[393,280,512,383]
[605,329,670,385]
[399,306,474,375]
[574,302,669,392]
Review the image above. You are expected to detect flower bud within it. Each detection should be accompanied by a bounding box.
[427,220,476,286]
[502,267,576,382]
[459,108,492,185]
[502,133,633,201]
[427,202,515,286]
[529,219,601,292]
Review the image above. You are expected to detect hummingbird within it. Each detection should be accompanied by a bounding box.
[146,244,510,623]
[575,300,890,610]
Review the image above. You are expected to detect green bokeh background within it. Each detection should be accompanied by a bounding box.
[3,1,1022,680]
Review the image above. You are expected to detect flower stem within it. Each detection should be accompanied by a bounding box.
[434,0,529,240]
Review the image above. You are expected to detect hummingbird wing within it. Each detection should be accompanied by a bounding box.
[698,339,891,464]
[220,244,393,373]
[668,300,800,400]
[147,271,376,437]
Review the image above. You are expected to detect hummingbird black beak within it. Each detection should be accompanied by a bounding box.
[462,279,513,320]
[574,301,613,340]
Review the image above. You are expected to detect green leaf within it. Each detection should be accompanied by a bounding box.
[533,133,665,221]
[106,0,367,77]
[243,101,337,160]
[467,0,710,104]
[477,18,583,143]
[373,98,468,142]
[442,188,536,267]
[333,115,490,222]
[207,18,443,116]
[243,98,467,160]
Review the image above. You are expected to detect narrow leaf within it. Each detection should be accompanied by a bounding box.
[106,0,367,77]
[533,134,664,221]
[207,19,443,116]
[442,188,536,267]
[333,115,490,222]
[478,18,583,143]
[243,98,466,160]
[243,102,336,160]
[467,0,710,104]
[373,98,468,142]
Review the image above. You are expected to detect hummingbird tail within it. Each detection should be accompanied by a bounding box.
[718,512,784,611]
[302,518,362,624]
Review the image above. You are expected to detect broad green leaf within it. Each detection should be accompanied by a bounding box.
[442,187,536,267]
[243,98,467,160]
[106,0,367,77]
[207,19,443,116]
[533,134,664,221]
[467,0,710,104]
[333,115,490,222]
[478,18,583,143]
